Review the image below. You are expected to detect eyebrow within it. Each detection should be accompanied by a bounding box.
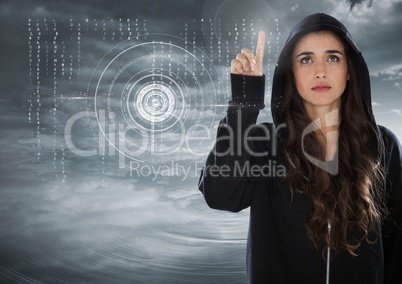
[295,49,344,58]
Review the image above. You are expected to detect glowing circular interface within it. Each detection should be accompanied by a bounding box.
[135,83,176,123]
[87,33,224,164]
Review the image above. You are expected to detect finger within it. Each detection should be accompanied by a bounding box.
[236,52,252,72]
[255,31,265,62]
[254,31,265,75]
[231,59,255,75]
[241,48,255,72]
[231,59,244,74]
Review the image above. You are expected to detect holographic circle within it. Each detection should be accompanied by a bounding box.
[120,69,188,133]
[135,83,175,123]
[87,33,223,165]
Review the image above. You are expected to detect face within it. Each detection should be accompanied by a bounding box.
[292,31,349,118]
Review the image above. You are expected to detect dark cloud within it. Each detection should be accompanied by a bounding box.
[347,0,373,10]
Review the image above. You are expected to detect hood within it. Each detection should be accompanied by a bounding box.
[271,13,377,143]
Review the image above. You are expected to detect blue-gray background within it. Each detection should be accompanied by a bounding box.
[1,0,401,283]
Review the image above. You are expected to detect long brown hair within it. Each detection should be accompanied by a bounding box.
[283,31,387,256]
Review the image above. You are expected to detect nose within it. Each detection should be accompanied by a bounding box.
[315,72,327,79]
[315,61,327,79]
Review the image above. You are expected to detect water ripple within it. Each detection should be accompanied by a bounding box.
[0,184,250,283]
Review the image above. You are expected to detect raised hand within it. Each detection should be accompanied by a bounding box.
[231,31,265,76]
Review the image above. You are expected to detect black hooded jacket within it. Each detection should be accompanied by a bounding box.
[198,13,402,284]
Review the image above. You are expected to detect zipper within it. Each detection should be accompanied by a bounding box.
[326,220,331,284]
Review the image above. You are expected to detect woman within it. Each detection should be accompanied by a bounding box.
[198,13,402,284]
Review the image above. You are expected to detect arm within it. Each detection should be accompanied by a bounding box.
[198,32,266,212]
[199,74,265,212]
[380,126,402,283]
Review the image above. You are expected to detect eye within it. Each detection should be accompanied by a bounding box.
[328,55,339,62]
[300,57,312,64]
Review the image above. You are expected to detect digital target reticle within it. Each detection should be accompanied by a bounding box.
[120,66,189,133]
[134,82,176,123]
[87,33,223,164]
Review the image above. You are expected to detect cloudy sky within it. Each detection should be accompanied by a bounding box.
[1,0,401,283]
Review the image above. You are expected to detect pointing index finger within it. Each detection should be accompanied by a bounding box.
[255,31,265,75]
[256,31,265,61]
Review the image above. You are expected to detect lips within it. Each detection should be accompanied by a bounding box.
[311,84,331,92]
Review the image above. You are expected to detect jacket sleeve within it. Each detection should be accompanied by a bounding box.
[380,126,402,284]
[198,74,265,212]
